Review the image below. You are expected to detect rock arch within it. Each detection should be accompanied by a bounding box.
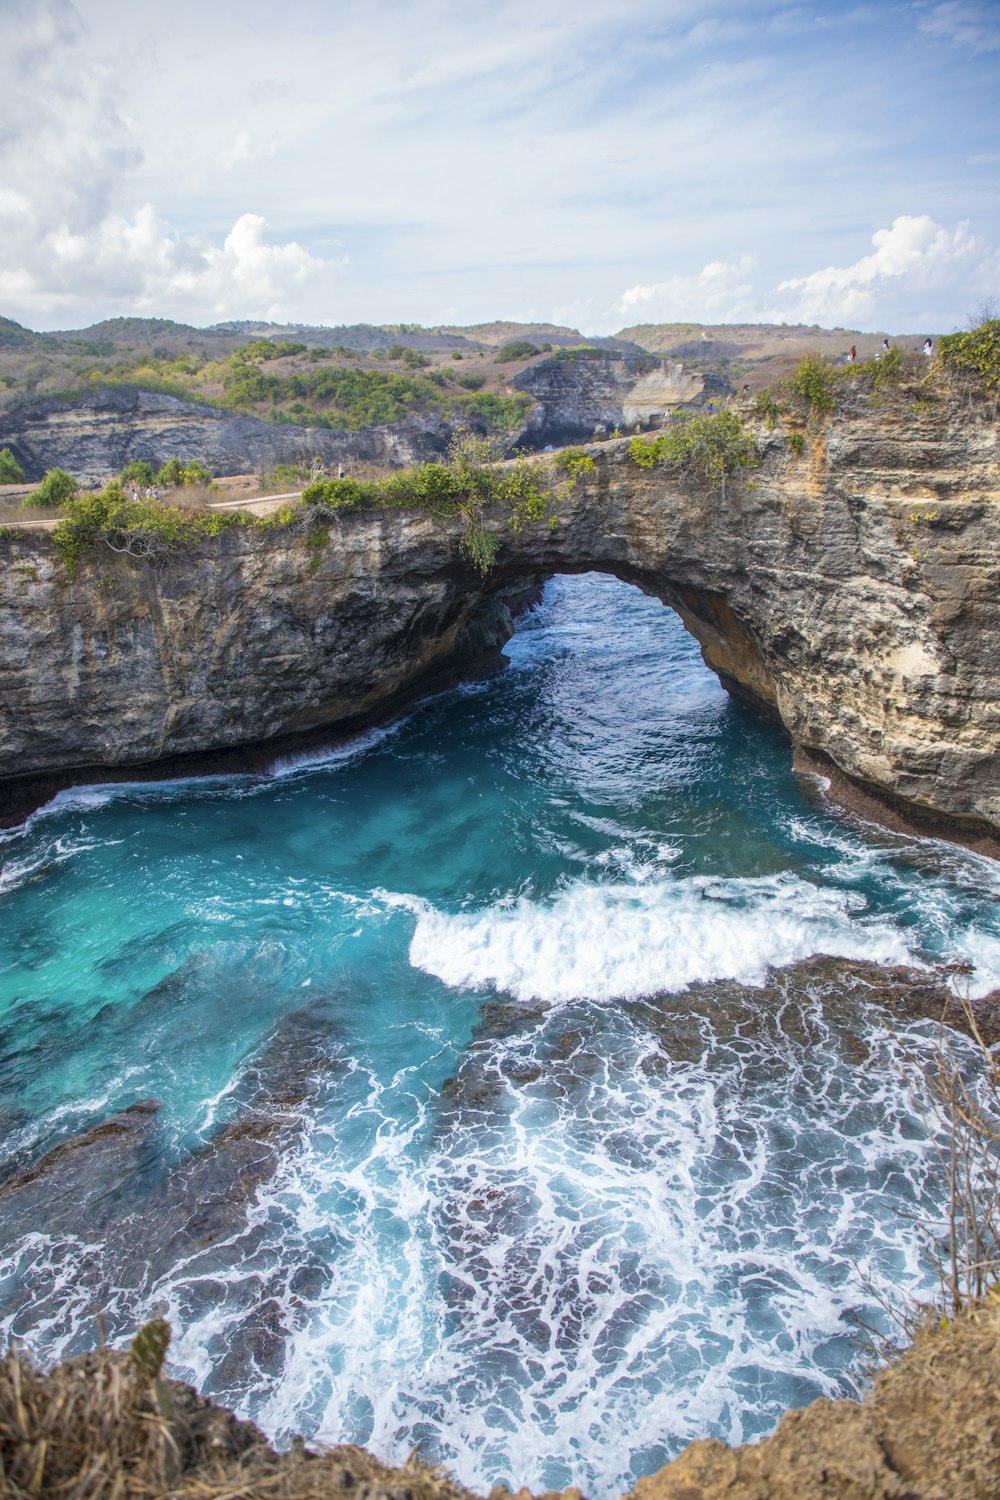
[1,396,998,849]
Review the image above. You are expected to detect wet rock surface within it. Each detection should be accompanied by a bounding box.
[0,1003,338,1370]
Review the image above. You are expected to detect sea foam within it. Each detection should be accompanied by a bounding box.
[402,872,915,1002]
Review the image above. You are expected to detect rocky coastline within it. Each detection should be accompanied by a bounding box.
[2,380,998,852]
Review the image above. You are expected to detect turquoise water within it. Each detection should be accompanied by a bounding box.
[2,573,999,1496]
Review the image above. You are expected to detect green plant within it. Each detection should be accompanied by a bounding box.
[627,435,665,469]
[788,431,805,456]
[25,467,78,508]
[754,390,781,430]
[494,340,540,363]
[51,483,259,573]
[626,411,759,494]
[459,515,500,573]
[553,446,597,491]
[939,319,1000,392]
[119,459,155,490]
[0,447,25,484]
[790,354,836,413]
[155,457,212,488]
[305,527,329,571]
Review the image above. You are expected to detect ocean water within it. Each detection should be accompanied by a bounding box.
[1,572,999,1497]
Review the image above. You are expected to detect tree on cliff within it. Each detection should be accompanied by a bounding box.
[0,447,24,484]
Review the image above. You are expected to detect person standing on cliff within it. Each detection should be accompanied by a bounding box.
[848,346,856,364]
[877,338,890,360]
[922,337,933,357]
[337,464,345,479]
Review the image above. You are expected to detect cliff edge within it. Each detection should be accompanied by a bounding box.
[3,1301,999,1499]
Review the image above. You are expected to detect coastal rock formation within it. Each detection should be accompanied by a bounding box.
[1,381,998,846]
[0,354,715,484]
[0,386,455,485]
[513,351,717,447]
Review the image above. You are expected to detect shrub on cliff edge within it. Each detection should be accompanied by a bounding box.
[939,318,1000,392]
[627,410,759,494]
[24,467,78,508]
[0,447,24,484]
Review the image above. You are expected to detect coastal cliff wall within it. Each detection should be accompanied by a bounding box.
[0,386,455,484]
[1,383,998,844]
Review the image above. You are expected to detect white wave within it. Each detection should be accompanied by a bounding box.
[403,872,915,1003]
[269,721,403,779]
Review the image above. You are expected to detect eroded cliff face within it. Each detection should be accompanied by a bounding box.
[1,382,998,844]
[1,386,457,484]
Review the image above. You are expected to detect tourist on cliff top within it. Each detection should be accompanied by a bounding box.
[922,337,933,357]
[848,345,856,363]
[877,338,890,360]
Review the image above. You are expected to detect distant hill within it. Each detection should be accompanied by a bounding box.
[0,314,939,458]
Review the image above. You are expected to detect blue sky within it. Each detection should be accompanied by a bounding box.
[1,0,997,333]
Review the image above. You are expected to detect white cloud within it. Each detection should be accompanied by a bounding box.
[0,0,341,325]
[918,2,1000,52]
[775,216,984,325]
[220,130,280,171]
[0,202,337,323]
[610,217,999,333]
[616,258,758,325]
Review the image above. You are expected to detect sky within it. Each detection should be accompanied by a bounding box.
[0,0,998,335]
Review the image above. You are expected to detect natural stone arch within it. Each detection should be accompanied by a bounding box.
[1,394,998,850]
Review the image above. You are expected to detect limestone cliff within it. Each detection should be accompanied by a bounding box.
[1,386,456,485]
[1,381,998,846]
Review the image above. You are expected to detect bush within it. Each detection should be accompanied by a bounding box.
[51,484,254,573]
[460,392,532,430]
[627,410,759,493]
[939,319,1000,392]
[754,390,781,429]
[790,355,836,412]
[554,446,596,483]
[155,457,212,488]
[494,340,540,363]
[25,467,78,508]
[0,447,25,484]
[119,460,155,490]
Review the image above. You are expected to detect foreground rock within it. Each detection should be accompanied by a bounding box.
[1,377,998,847]
[2,1301,999,1499]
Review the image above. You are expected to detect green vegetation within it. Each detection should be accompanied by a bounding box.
[299,432,554,571]
[553,446,596,491]
[24,467,78,508]
[0,447,24,484]
[627,410,759,493]
[495,340,541,363]
[790,354,837,413]
[119,460,155,490]
[753,390,781,429]
[387,344,431,369]
[155,457,212,488]
[50,484,278,574]
[788,431,805,456]
[939,318,1000,392]
[230,338,307,364]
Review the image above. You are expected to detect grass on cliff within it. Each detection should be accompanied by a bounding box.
[0,1320,477,1500]
[40,435,557,577]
